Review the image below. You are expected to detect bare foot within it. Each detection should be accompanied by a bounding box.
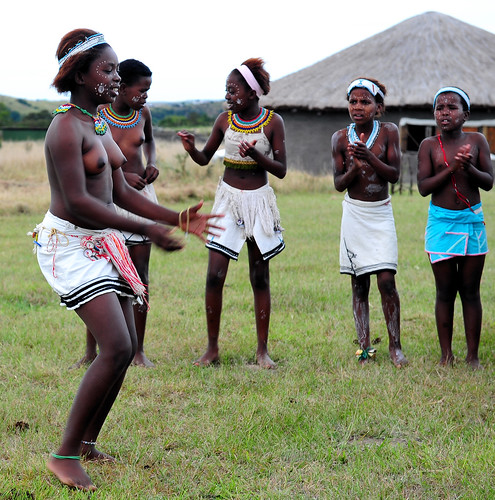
[193,349,219,367]
[389,347,408,368]
[47,455,96,491]
[81,444,117,463]
[132,352,155,368]
[358,355,377,366]
[466,357,482,370]
[439,354,455,367]
[69,353,97,370]
[257,352,277,369]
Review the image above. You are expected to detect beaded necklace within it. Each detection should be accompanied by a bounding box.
[347,120,381,148]
[53,103,108,135]
[228,107,273,133]
[98,105,142,129]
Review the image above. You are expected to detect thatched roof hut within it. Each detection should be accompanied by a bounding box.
[261,11,495,176]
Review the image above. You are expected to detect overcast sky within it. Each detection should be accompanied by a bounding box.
[3,0,495,103]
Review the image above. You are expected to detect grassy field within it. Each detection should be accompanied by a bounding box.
[1,141,495,498]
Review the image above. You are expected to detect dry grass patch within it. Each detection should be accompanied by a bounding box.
[0,138,333,215]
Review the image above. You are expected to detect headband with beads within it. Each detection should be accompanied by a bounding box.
[58,33,106,68]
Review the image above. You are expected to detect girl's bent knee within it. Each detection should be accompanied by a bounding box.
[101,341,135,369]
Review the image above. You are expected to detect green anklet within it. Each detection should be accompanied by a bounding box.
[51,453,80,460]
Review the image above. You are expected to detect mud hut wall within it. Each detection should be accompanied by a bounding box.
[279,109,422,176]
[279,110,349,175]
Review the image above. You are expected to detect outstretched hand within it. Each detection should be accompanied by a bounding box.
[145,224,184,252]
[178,201,224,242]
[177,130,195,152]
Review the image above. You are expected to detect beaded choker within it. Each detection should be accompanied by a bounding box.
[347,120,380,149]
[53,103,108,135]
[98,105,142,129]
[228,108,273,133]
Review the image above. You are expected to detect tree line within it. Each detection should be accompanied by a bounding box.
[0,100,224,130]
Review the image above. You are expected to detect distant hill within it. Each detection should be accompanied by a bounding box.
[0,95,223,126]
[0,95,65,122]
[149,100,224,125]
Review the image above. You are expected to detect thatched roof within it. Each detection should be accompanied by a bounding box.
[262,12,495,111]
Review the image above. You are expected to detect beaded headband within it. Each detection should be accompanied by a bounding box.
[433,86,470,111]
[347,78,385,100]
[236,65,263,97]
[58,33,106,68]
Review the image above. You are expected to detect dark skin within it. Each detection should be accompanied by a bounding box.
[75,73,158,368]
[417,92,493,368]
[45,44,221,492]
[332,87,407,367]
[178,70,286,369]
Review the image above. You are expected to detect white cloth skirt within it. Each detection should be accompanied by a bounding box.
[206,179,285,261]
[339,193,398,276]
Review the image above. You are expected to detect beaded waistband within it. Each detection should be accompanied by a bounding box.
[223,158,259,170]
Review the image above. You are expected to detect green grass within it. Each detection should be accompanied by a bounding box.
[2,190,495,499]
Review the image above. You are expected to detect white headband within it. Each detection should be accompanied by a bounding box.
[58,33,106,68]
[347,78,385,100]
[236,65,263,97]
[433,86,470,111]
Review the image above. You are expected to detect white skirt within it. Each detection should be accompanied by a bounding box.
[34,211,141,310]
[339,193,398,276]
[114,183,158,245]
[206,179,285,261]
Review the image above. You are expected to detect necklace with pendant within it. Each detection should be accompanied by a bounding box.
[53,103,108,135]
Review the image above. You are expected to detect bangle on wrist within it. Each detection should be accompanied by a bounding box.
[179,207,190,236]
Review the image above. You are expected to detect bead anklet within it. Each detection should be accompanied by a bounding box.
[51,453,80,460]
